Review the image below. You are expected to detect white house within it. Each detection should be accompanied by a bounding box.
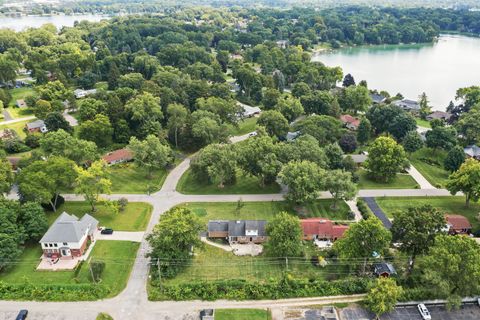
[74,88,97,99]
[237,102,261,118]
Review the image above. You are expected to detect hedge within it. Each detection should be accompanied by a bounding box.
[148,275,371,301]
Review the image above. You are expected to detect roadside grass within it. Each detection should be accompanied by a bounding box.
[0,241,139,299]
[181,199,353,226]
[357,169,419,189]
[0,119,31,138]
[228,117,258,135]
[415,118,431,128]
[107,163,167,194]
[8,87,35,108]
[50,201,152,231]
[177,169,281,195]
[409,148,449,188]
[376,196,480,231]
[215,309,272,320]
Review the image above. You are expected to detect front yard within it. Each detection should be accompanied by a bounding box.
[409,148,450,188]
[0,240,139,300]
[177,169,281,195]
[228,117,258,136]
[181,199,353,226]
[357,169,419,189]
[376,196,480,231]
[0,119,32,138]
[50,201,152,231]
[106,163,167,194]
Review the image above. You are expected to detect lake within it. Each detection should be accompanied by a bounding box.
[0,14,110,31]
[312,34,480,110]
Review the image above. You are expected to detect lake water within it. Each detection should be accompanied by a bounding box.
[0,14,110,31]
[312,34,480,110]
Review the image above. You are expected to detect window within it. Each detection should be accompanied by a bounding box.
[63,242,68,246]
[48,243,52,247]
[53,243,57,247]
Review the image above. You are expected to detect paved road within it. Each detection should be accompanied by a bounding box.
[97,231,144,242]
[362,197,392,229]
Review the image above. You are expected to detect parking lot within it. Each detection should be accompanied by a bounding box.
[341,304,480,320]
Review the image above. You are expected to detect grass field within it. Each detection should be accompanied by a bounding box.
[181,199,353,226]
[107,163,167,194]
[229,117,258,136]
[409,148,449,188]
[357,169,419,189]
[5,107,34,119]
[215,309,271,320]
[376,196,479,231]
[8,87,35,108]
[177,169,281,195]
[50,201,152,231]
[415,118,431,128]
[0,241,139,298]
[0,119,31,138]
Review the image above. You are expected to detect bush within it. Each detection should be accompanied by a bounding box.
[89,260,106,283]
[117,197,128,212]
[24,134,41,148]
[4,138,30,154]
[96,313,114,320]
[356,199,372,219]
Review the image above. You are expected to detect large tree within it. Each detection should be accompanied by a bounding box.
[0,158,13,196]
[17,202,48,242]
[128,135,173,179]
[74,160,111,212]
[357,117,372,145]
[339,85,372,114]
[44,111,73,133]
[40,129,98,165]
[365,136,409,182]
[257,110,289,138]
[196,96,240,125]
[391,205,445,273]
[278,160,325,204]
[425,126,457,151]
[446,158,480,207]
[78,114,114,148]
[365,278,403,320]
[147,207,202,278]
[166,103,188,148]
[190,143,237,188]
[324,170,357,209]
[265,212,303,257]
[444,146,465,172]
[402,131,423,154]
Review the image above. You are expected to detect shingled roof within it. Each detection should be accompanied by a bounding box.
[40,212,98,243]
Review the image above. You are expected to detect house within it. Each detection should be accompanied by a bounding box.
[373,262,397,277]
[16,99,27,108]
[39,212,98,259]
[26,119,48,133]
[393,99,420,113]
[427,111,452,121]
[301,218,349,241]
[102,148,134,165]
[276,40,288,49]
[445,214,472,235]
[286,131,301,141]
[207,220,267,244]
[74,88,97,99]
[237,102,261,118]
[345,154,367,166]
[463,145,480,160]
[370,93,386,104]
[340,115,360,130]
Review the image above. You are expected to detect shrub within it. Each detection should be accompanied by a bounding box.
[89,260,106,283]
[24,134,41,148]
[356,199,372,219]
[117,197,128,212]
[4,138,30,154]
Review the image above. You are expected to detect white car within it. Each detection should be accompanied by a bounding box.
[417,304,431,320]
[248,131,258,137]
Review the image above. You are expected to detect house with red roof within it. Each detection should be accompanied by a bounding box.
[445,214,472,235]
[340,115,360,131]
[102,149,133,166]
[301,218,349,242]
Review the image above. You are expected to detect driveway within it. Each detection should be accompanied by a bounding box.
[407,164,434,189]
[97,231,144,242]
[362,197,392,229]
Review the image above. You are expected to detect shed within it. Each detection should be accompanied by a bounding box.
[373,262,396,277]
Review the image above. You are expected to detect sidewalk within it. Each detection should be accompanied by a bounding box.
[407,164,435,189]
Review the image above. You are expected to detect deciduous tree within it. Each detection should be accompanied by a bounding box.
[279,160,325,204]
[365,136,408,182]
[324,170,357,209]
[128,135,173,179]
[74,160,111,212]
[265,212,303,257]
[365,278,403,320]
[446,158,480,207]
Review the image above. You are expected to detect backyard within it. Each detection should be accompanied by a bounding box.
[177,169,281,195]
[357,169,419,189]
[0,240,139,299]
[376,196,480,231]
[180,199,354,226]
[106,163,167,194]
[215,309,272,320]
[409,148,450,188]
[50,201,152,231]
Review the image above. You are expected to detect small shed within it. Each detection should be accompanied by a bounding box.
[373,262,396,277]
[16,99,27,108]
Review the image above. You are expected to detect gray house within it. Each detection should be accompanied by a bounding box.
[393,99,420,113]
[370,93,386,104]
[208,220,267,244]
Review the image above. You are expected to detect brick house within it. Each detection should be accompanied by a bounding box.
[102,148,134,165]
[207,220,267,244]
[445,214,472,235]
[26,119,48,133]
[39,212,98,259]
[301,218,349,242]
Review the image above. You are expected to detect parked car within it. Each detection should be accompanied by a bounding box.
[417,303,431,320]
[101,228,114,235]
[248,131,258,137]
[16,310,28,320]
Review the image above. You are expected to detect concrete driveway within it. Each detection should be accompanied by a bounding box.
[97,231,144,242]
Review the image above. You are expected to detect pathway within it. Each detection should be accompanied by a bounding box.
[200,236,233,252]
[346,199,362,222]
[63,111,78,126]
[407,164,435,189]
[2,109,13,121]
[362,197,392,229]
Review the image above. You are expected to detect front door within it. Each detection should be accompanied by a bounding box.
[61,249,68,256]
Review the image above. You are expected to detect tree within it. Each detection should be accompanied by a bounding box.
[40,129,98,165]
[78,98,107,122]
[190,144,237,188]
[147,207,202,278]
[446,158,480,207]
[279,160,325,204]
[128,135,173,179]
[342,73,356,87]
[339,133,357,153]
[357,118,372,144]
[402,131,423,154]
[334,217,392,274]
[419,92,431,119]
[277,95,304,122]
[0,232,22,272]
[365,136,409,182]
[420,235,480,309]
[325,143,344,170]
[325,170,357,209]
[17,202,48,242]
[167,103,188,148]
[339,85,372,114]
[257,110,289,138]
[34,99,61,119]
[0,158,13,196]
[388,113,417,141]
[365,278,403,319]
[456,107,480,144]
[78,114,113,148]
[444,146,465,172]
[74,160,111,212]
[191,111,228,147]
[426,126,457,151]
[278,134,328,169]
[296,115,343,145]
[300,90,339,116]
[125,92,163,126]
[44,111,73,133]
[38,80,71,102]
[391,205,445,273]
[265,212,303,257]
[262,88,281,110]
[196,96,240,125]
[291,82,311,98]
[366,104,403,135]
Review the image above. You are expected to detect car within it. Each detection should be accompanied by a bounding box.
[417,303,431,320]
[101,228,114,235]
[248,131,258,137]
[16,310,28,320]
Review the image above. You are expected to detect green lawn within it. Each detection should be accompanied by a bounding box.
[182,199,353,226]
[215,309,271,320]
[376,196,479,231]
[177,169,281,195]
[409,148,449,188]
[50,201,152,231]
[415,118,431,128]
[0,119,32,138]
[357,169,419,189]
[107,163,167,194]
[229,117,258,135]
[8,87,35,108]
[0,241,139,298]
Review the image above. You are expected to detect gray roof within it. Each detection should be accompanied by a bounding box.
[207,220,229,232]
[26,119,45,130]
[393,99,420,110]
[346,154,367,164]
[464,145,480,158]
[373,262,396,275]
[370,93,386,104]
[40,212,98,243]
[427,111,452,120]
[228,220,267,237]
[286,131,301,141]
